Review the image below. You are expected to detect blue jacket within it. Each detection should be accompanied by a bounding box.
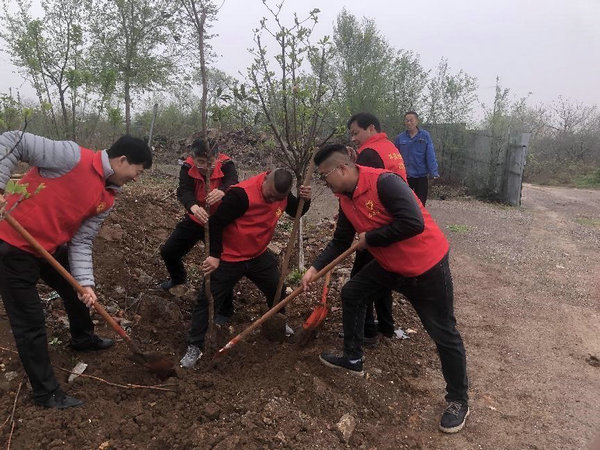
[394,128,439,178]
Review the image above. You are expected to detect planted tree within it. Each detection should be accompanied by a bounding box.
[178,0,222,348]
[248,0,335,183]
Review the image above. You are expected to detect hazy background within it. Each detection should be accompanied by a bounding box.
[1,0,599,113]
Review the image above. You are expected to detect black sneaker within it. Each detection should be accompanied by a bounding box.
[319,352,364,376]
[160,279,184,290]
[214,314,230,326]
[37,391,84,409]
[363,335,379,347]
[70,335,114,351]
[439,401,470,433]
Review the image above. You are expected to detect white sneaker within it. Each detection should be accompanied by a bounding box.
[285,323,294,337]
[180,344,202,369]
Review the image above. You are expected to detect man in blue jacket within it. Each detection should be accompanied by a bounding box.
[394,111,439,206]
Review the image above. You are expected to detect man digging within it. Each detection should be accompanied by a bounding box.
[180,169,311,368]
[0,131,152,409]
[301,144,469,433]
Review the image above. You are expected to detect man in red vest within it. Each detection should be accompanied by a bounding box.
[301,144,469,433]
[345,112,406,345]
[159,138,238,322]
[0,131,152,409]
[180,169,311,368]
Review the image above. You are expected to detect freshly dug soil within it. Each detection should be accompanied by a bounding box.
[0,173,598,449]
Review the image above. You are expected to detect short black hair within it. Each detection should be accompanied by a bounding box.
[346,112,381,132]
[107,135,152,169]
[191,137,219,158]
[314,143,347,165]
[272,168,293,194]
[405,111,419,120]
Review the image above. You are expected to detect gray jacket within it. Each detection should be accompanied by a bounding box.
[0,131,119,286]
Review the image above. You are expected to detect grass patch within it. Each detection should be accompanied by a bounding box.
[574,168,600,189]
[575,217,600,227]
[286,267,306,285]
[447,224,471,233]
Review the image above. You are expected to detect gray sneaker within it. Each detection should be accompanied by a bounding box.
[285,323,295,337]
[180,344,202,369]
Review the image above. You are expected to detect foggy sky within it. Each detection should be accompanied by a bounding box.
[1,0,598,117]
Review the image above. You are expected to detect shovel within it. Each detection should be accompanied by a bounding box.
[2,213,176,379]
[213,242,359,361]
[296,271,331,347]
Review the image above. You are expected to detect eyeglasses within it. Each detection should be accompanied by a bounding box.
[318,166,340,182]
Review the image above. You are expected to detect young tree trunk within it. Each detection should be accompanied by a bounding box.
[124,78,131,134]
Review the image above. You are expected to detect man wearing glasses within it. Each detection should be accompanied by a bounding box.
[302,144,469,434]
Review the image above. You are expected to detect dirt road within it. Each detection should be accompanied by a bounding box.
[422,183,600,449]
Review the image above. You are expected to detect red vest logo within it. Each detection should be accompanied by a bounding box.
[275,208,283,218]
[96,202,106,213]
[365,200,379,218]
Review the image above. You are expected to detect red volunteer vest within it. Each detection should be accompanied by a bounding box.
[220,172,287,262]
[186,153,230,223]
[0,148,116,254]
[340,166,448,277]
[358,132,407,180]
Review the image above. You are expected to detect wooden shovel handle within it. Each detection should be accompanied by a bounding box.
[215,242,359,358]
[3,214,135,346]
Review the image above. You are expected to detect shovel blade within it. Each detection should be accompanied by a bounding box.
[129,351,176,379]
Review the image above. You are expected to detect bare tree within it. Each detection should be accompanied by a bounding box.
[248,1,335,182]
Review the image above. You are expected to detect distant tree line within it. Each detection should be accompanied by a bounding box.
[0,0,597,186]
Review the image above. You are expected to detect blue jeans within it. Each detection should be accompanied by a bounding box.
[341,252,468,403]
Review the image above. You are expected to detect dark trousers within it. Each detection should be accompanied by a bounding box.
[408,176,429,206]
[187,250,286,348]
[161,216,206,285]
[0,242,95,402]
[351,250,394,337]
[161,216,233,316]
[341,252,468,403]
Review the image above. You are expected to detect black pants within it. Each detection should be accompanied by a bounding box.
[0,242,95,402]
[341,252,468,403]
[408,176,429,206]
[351,250,394,337]
[161,216,233,316]
[187,250,286,348]
[161,215,206,285]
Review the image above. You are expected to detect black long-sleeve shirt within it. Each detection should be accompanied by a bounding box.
[209,188,311,258]
[312,172,424,270]
[177,159,239,212]
[356,148,385,169]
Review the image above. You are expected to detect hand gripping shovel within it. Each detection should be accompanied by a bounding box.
[3,214,176,379]
[296,271,331,347]
[213,242,359,361]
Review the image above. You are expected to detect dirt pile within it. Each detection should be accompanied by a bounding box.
[151,128,273,169]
